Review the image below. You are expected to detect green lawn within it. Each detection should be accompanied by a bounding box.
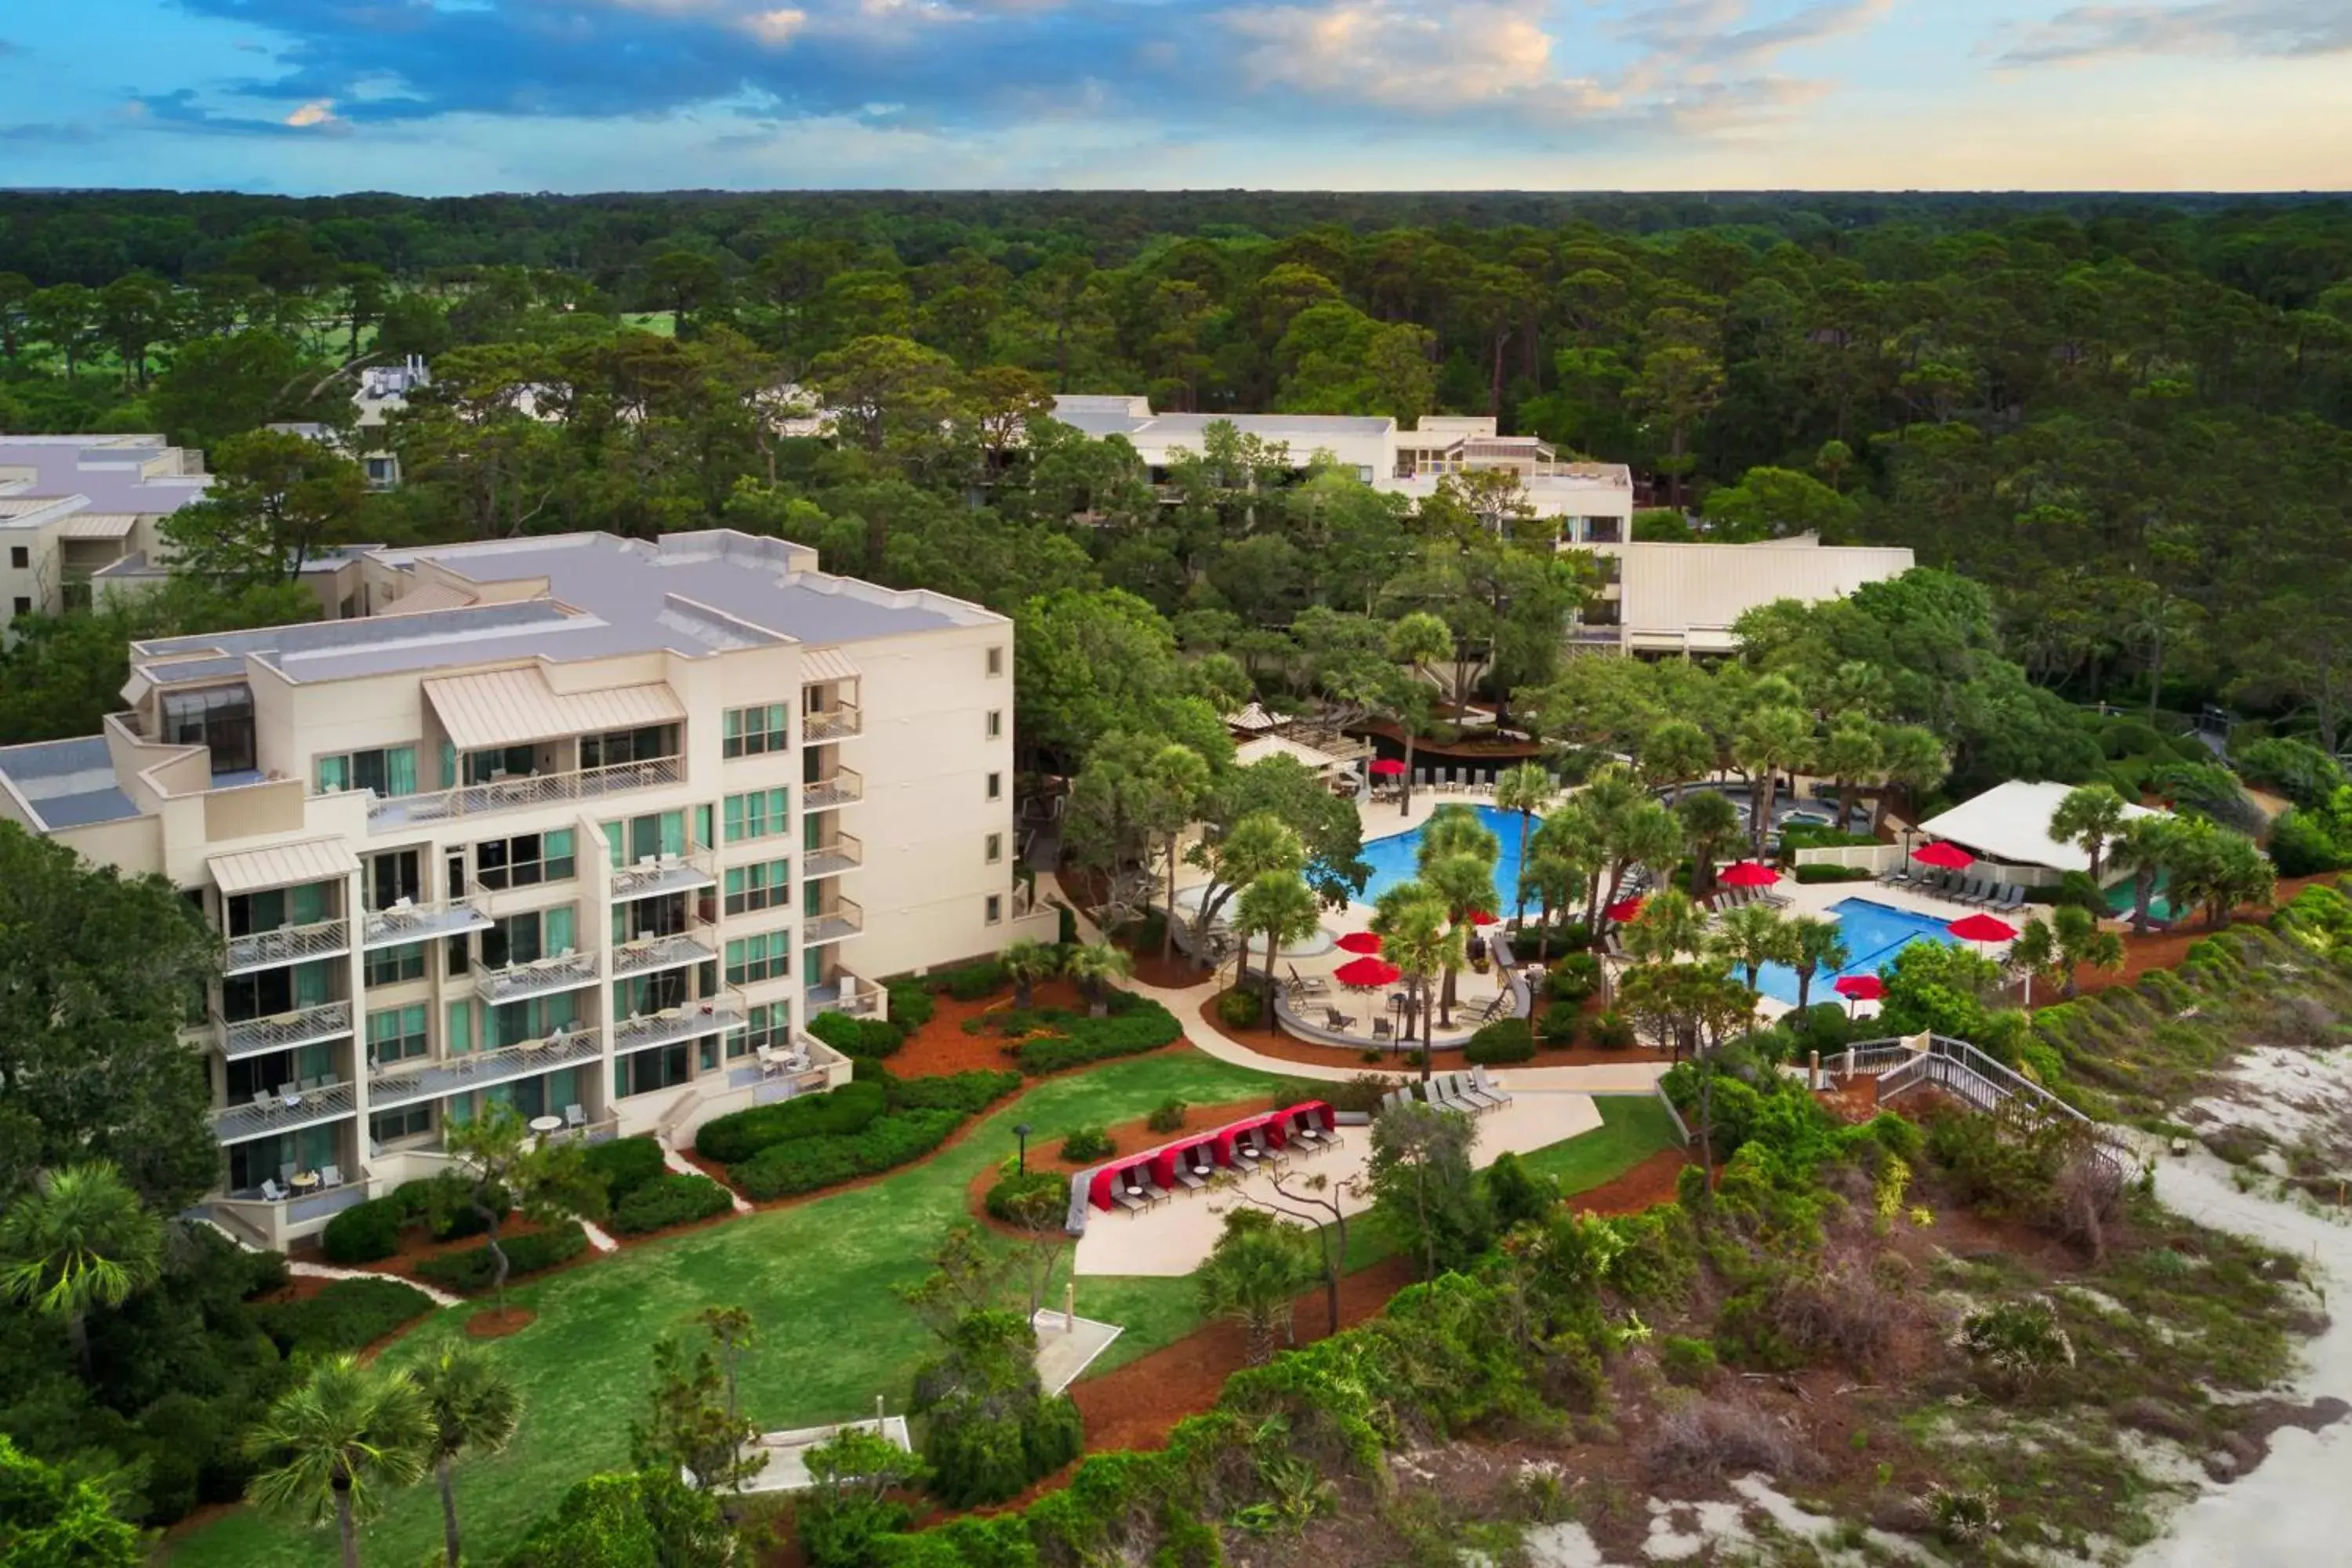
[168,1065,1679,1566]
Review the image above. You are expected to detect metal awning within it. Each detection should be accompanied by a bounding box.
[58,513,138,539]
[423,666,685,752]
[209,838,359,895]
[800,647,860,684]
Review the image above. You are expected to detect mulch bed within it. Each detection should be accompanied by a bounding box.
[2024,872,2334,1001]
[465,1306,536,1339]
[886,978,1094,1078]
[962,1094,1276,1237]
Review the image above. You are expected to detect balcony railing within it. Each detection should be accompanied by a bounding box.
[369,1028,605,1111]
[215,1000,354,1062]
[806,969,880,1018]
[611,844,718,902]
[804,767,863,808]
[476,949,601,1005]
[611,926,718,979]
[212,1079,358,1144]
[802,704,862,742]
[803,896,863,943]
[613,993,746,1054]
[214,1175,372,1243]
[362,895,493,951]
[224,918,350,975]
[359,755,684,834]
[803,832,862,877]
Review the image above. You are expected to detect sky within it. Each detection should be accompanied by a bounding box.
[1,0,2348,194]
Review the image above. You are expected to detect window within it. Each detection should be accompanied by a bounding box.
[482,906,571,970]
[9,547,27,568]
[985,645,1004,677]
[724,930,790,985]
[365,942,426,985]
[364,850,422,913]
[10,598,27,617]
[724,858,790,915]
[605,811,688,868]
[614,1042,692,1099]
[611,892,688,945]
[162,686,257,776]
[462,746,534,786]
[985,833,1003,865]
[985,895,1004,925]
[366,1004,428,1066]
[474,830,575,891]
[371,1105,432,1144]
[727,1001,790,1058]
[580,724,676,770]
[986,710,1003,740]
[724,704,789,758]
[316,745,419,799]
[723,788,791,844]
[227,881,334,936]
[986,771,1002,801]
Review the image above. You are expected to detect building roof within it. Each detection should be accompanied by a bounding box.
[1234,734,1344,771]
[1915,780,2165,877]
[1611,537,1916,653]
[1048,396,1392,447]
[56,513,138,539]
[208,837,361,895]
[423,666,688,751]
[0,735,140,831]
[0,437,208,527]
[799,647,861,684]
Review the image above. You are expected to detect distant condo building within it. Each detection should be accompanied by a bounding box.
[0,435,210,637]
[0,530,1052,1247]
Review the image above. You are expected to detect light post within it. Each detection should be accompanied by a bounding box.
[1014,1123,1033,1174]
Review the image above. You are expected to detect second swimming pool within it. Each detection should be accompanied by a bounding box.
[1750,896,1962,1007]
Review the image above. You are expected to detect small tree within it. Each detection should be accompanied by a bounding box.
[409,1344,521,1568]
[1366,1100,1489,1279]
[630,1334,760,1494]
[1000,938,1059,1008]
[798,1426,927,1568]
[1235,870,1323,1025]
[2011,906,2125,1003]
[1253,1166,1363,1338]
[2049,784,2130,885]
[1675,788,1743,898]
[159,427,365,590]
[0,1434,142,1568]
[695,1305,757,1425]
[1493,762,1555,923]
[1710,903,1795,993]
[0,1162,163,1377]
[1385,612,1452,816]
[1196,1208,1319,1365]
[436,1101,608,1319]
[1373,885,1462,1068]
[1061,940,1131,1017]
[245,1355,433,1568]
[1785,916,1851,1014]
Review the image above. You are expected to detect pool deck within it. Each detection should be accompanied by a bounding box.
[1715,873,2040,1022]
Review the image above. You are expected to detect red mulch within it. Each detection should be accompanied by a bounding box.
[2027,873,2333,1001]
[464,1306,535,1339]
[961,1095,1276,1236]
[887,978,1093,1078]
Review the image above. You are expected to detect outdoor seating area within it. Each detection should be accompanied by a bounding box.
[1080,1102,1341,1218]
[1378,1069,1513,1118]
[253,1161,348,1203]
[1882,865,2029,913]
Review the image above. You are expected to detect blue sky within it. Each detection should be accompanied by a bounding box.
[3,0,2347,193]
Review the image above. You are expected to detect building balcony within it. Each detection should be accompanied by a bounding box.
[612,993,746,1055]
[212,1079,358,1145]
[806,969,880,1019]
[211,1174,373,1246]
[803,832,862,878]
[611,925,718,980]
[361,755,684,835]
[368,1028,605,1112]
[223,918,350,976]
[361,895,494,951]
[215,1000,355,1062]
[803,768,863,808]
[611,844,718,902]
[476,949,601,1005]
[802,704,862,742]
[802,896,863,944]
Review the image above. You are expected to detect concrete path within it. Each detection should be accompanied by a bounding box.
[663,1142,753,1213]
[186,1215,468,1308]
[581,1219,619,1254]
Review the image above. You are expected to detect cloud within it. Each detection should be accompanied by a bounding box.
[1224,0,1588,114]
[129,88,354,138]
[284,99,337,126]
[2001,0,2352,65]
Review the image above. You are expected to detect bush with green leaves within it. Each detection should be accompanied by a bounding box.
[1012,994,1183,1075]
[1484,1151,1557,1229]
[933,959,1011,1000]
[985,1167,1067,1224]
[581,1135,667,1205]
[1216,986,1264,1029]
[396,1171,507,1240]
[810,1009,909,1058]
[1792,863,1875,884]
[885,982,937,1033]
[888,1069,1022,1115]
[1146,1098,1190,1134]
[319,1194,405,1264]
[1659,1335,1719,1386]
[1546,952,1603,1004]
[2234,735,2347,808]
[412,1221,589,1294]
[1465,1017,1537,1065]
[1922,1483,2001,1544]
[1588,1011,1637,1050]
[695,1080,888,1163]
[1058,1126,1115,1163]
[1537,1000,1582,1045]
[609,1174,735,1236]
[728,1109,967,1201]
[247,1276,435,1356]
[1952,1298,2075,1393]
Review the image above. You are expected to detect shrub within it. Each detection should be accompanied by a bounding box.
[1546,952,1603,1004]
[934,959,1010,1000]
[1589,1011,1637,1050]
[1058,1127,1115,1163]
[809,1009,908,1058]
[1952,1298,2076,1393]
[581,1136,667,1204]
[412,1222,590,1294]
[695,1080,889,1163]
[728,1109,966,1201]
[985,1168,1066,1224]
[396,1172,507,1240]
[1465,1018,1537,1065]
[890,1069,1022,1115]
[1640,1396,1815,1483]
[609,1174,735,1236]
[1279,1072,1388,1116]
[320,1196,405,1265]
[1659,1335,1719,1387]
[1012,996,1182,1075]
[2235,735,2347,808]
[2269,808,2350,877]
[1216,987,1264,1029]
[885,982,937,1033]
[1145,1098,1189,1134]
[1537,1000,1582,1046]
[1792,862,1875,884]
[249,1276,436,1356]
[1485,1151,1557,1229]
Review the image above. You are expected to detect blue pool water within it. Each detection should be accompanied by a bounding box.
[1360,804,1529,912]
[1751,897,1962,1007]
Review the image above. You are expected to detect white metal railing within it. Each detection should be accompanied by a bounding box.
[804,767,863,808]
[362,895,493,950]
[477,949,601,1004]
[369,1028,604,1110]
[212,1079,358,1143]
[1849,1033,2128,1172]
[803,832,862,877]
[802,896,863,942]
[802,704,862,742]
[611,844,718,901]
[806,970,878,1018]
[215,1000,354,1061]
[224,918,350,974]
[613,993,746,1054]
[213,1174,372,1242]
[359,755,684,833]
[611,927,718,979]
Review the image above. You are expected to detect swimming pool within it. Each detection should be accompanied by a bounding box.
[1750,897,1962,1007]
[1359,804,1529,912]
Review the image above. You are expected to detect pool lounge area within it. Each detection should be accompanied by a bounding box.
[1748,897,1964,1007]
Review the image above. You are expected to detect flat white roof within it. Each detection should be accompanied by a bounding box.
[1916,779,2165,877]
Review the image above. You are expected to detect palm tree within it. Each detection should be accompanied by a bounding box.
[1143,744,1213,964]
[0,1163,163,1377]
[1491,762,1553,924]
[1235,871,1323,1029]
[1529,802,1605,939]
[1785,916,1850,1014]
[1599,800,1685,926]
[1373,886,1461,1074]
[1195,1210,1317,1367]
[1062,941,1133,1017]
[409,1345,521,1568]
[1623,889,1707,964]
[1001,938,1060,1008]
[2049,783,2129,885]
[1421,853,1498,1019]
[1733,704,1814,855]
[1674,789,1742,898]
[1416,802,1501,879]
[2108,815,2176,935]
[1516,833,1586,960]
[1711,903,1795,993]
[1636,718,1715,793]
[1814,713,1882,830]
[1186,811,1304,954]
[1386,611,1452,817]
[245,1354,434,1568]
[1872,724,1948,836]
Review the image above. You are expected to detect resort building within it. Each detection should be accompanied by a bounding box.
[0,529,1054,1245]
[1571,535,1918,657]
[0,435,210,637]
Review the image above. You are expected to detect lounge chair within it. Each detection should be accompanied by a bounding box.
[1247,1127,1290,1174]
[1994,885,2026,913]
[1322,1007,1357,1033]
[1372,1017,1393,1044]
[1171,1162,1206,1193]
[320,1163,343,1188]
[1112,1188,1145,1218]
[1424,1076,1471,1115]
[1451,1071,1504,1112]
[1471,1065,1514,1105]
[1413,768,1428,790]
[1379,1087,1406,1115]
[1137,1174,1173,1207]
[1958,877,1992,906]
[260,1179,286,1202]
[1287,964,1329,997]
[1881,862,1912,887]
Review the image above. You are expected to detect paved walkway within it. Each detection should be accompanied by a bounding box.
[663,1142,753,1213]
[187,1215,469,1308]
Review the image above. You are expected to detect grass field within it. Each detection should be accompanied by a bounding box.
[167,1065,1675,1566]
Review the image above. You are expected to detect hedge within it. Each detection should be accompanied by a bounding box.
[885,982,937,1033]
[985,1168,1068,1224]
[1011,996,1182,1075]
[394,1173,506,1240]
[1792,863,1875,884]
[609,1174,735,1236]
[320,1196,407,1265]
[809,1008,909,1058]
[933,959,1010,1001]
[729,1109,966,1201]
[412,1222,590,1294]
[1465,1018,1537,1065]
[249,1276,437,1356]
[582,1136,668,1204]
[695,1080,889,1163]
[891,1069,1022,1115]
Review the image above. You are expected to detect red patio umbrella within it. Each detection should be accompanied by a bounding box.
[1369,757,1406,777]
[1833,975,1885,1002]
[1333,956,1403,989]
[1911,840,1974,870]
[1604,896,1646,924]
[1720,860,1781,888]
[1467,909,1500,926]
[1946,912,2017,950]
[1335,931,1383,955]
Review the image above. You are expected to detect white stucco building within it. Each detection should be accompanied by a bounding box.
[0,435,211,637]
[0,529,1053,1246]
[1573,535,1919,656]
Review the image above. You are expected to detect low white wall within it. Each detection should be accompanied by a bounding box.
[1791,844,2062,888]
